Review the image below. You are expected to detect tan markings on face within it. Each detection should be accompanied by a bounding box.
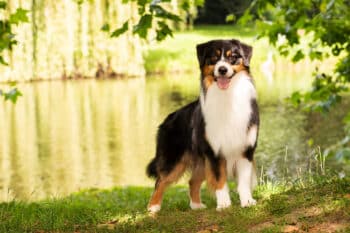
[202,64,215,90]
[232,58,246,73]
[203,75,214,90]
[215,50,221,56]
[226,50,232,57]
[203,64,214,76]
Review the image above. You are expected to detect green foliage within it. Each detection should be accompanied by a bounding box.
[195,0,252,24]
[0,1,28,103]
[9,8,30,25]
[0,87,22,103]
[225,13,236,23]
[0,1,29,64]
[110,21,129,37]
[133,14,153,38]
[104,0,182,41]
[242,0,350,162]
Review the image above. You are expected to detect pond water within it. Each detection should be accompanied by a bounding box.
[0,72,348,201]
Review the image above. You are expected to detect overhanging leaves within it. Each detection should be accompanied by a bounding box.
[1,88,22,103]
[9,8,29,25]
[0,4,27,103]
[0,1,6,9]
[150,4,181,22]
[155,21,173,41]
[107,0,183,41]
[110,21,129,37]
[133,14,152,38]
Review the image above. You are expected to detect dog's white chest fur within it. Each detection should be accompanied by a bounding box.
[200,72,256,177]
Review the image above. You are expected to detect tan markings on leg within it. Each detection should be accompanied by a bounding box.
[189,162,205,203]
[205,159,216,191]
[217,158,227,189]
[205,157,227,191]
[148,159,188,208]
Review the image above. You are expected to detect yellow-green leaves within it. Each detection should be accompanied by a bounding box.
[0,87,22,103]
[9,8,29,25]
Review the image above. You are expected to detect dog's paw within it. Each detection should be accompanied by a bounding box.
[148,204,161,214]
[240,198,256,207]
[216,186,231,211]
[216,202,231,211]
[190,201,207,210]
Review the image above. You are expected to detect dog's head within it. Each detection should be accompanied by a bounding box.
[196,39,252,90]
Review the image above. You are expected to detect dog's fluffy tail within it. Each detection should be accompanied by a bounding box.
[146,157,158,179]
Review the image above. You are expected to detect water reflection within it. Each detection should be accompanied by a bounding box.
[0,75,347,201]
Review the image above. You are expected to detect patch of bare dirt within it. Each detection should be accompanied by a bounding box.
[196,224,219,233]
[308,222,347,233]
[282,225,300,232]
[249,205,349,232]
[249,221,274,232]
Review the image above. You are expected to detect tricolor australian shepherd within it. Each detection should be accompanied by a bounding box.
[146,39,259,213]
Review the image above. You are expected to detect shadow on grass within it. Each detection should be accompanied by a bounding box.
[0,178,349,232]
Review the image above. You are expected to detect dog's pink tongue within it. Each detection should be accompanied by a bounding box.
[217,77,231,90]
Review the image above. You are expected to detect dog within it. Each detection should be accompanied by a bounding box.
[146,39,259,213]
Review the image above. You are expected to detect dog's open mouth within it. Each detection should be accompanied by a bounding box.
[215,76,232,90]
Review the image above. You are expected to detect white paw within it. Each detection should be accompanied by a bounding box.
[148,204,161,213]
[190,201,207,210]
[240,198,256,207]
[216,185,231,211]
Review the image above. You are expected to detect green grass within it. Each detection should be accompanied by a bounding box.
[1,176,349,233]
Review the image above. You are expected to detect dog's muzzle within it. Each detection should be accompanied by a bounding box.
[214,65,235,90]
[213,61,235,90]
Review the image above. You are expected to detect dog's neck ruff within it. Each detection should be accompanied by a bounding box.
[200,71,256,159]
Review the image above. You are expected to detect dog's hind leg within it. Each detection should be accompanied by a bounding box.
[189,159,206,210]
[147,161,187,214]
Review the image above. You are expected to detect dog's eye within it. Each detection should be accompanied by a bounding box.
[229,55,240,64]
[210,56,218,63]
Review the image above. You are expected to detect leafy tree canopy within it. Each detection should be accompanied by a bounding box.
[240,0,350,160]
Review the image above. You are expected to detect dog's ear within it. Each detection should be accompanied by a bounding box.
[196,41,211,68]
[232,39,253,67]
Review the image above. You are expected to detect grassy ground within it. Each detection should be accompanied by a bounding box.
[1,176,349,233]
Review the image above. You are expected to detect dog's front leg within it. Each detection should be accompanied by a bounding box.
[206,156,231,210]
[236,157,256,207]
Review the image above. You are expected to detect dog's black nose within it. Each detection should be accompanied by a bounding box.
[218,66,228,75]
